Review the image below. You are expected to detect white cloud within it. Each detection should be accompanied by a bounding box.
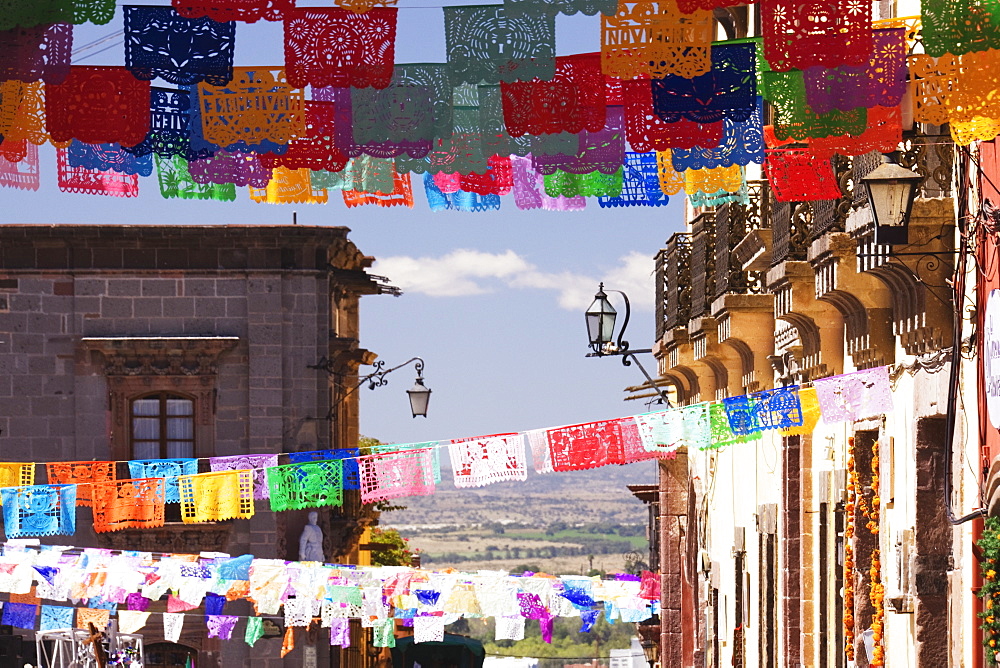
[373,249,655,311]
[374,250,531,297]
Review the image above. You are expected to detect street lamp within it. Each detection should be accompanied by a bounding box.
[406,360,431,418]
[862,154,922,245]
[586,283,618,352]
[309,356,432,418]
[584,284,672,407]
[636,617,661,668]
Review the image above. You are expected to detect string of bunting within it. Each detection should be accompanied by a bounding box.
[0,5,984,205]
[0,541,664,648]
[0,366,893,539]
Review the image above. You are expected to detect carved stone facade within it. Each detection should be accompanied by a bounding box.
[0,225,383,668]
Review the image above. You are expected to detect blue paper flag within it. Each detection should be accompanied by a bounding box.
[128,459,198,503]
[3,602,37,630]
[41,605,73,631]
[579,610,600,633]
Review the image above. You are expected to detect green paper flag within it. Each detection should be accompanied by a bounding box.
[266,460,344,512]
[155,154,236,201]
[245,616,264,647]
[372,618,396,648]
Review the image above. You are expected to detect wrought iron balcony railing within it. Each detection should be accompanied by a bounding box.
[655,233,692,340]
[689,212,717,319]
[714,182,768,298]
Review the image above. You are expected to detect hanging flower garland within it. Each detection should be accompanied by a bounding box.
[978,515,1000,661]
[865,439,885,666]
[844,436,857,662]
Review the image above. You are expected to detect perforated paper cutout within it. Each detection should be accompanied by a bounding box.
[44,461,115,507]
[91,478,166,533]
[545,417,643,471]
[444,5,555,85]
[624,79,725,152]
[501,53,607,137]
[209,454,278,499]
[67,142,153,177]
[173,0,294,23]
[761,0,873,72]
[197,68,305,148]
[543,168,623,198]
[357,448,436,503]
[813,366,893,422]
[250,166,329,204]
[602,1,713,80]
[259,101,347,172]
[0,485,76,538]
[45,66,150,146]
[651,43,757,125]
[342,162,413,207]
[188,150,272,188]
[124,6,235,86]
[448,434,527,487]
[0,22,73,85]
[802,28,907,115]
[763,69,868,142]
[510,155,585,211]
[0,141,40,191]
[669,96,763,171]
[284,8,397,89]
[266,460,344,511]
[56,147,139,197]
[532,106,624,175]
[598,151,670,207]
[128,459,197,503]
[765,148,843,202]
[178,470,255,523]
[922,0,1000,57]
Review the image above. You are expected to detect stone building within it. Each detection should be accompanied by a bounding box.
[637,97,993,668]
[0,224,389,668]
[645,134,977,666]
[618,1,999,662]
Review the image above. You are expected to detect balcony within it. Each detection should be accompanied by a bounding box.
[710,181,774,392]
[688,212,716,320]
[655,233,692,341]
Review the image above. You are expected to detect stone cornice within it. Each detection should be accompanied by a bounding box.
[81,336,239,376]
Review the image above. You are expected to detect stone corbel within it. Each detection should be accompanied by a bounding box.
[656,329,701,403]
[687,316,746,399]
[767,260,845,379]
[710,292,776,392]
[810,233,895,369]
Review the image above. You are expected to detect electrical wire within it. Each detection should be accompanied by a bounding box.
[71,31,123,55]
[944,145,986,525]
[73,39,125,62]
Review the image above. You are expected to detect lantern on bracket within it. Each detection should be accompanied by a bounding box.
[861,155,922,245]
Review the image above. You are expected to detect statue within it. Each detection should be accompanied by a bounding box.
[299,511,325,562]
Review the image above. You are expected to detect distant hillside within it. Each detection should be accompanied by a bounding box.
[378,460,657,575]
[384,459,657,528]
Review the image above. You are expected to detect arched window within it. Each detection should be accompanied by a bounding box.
[131,392,195,460]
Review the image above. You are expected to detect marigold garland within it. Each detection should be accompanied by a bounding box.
[844,437,885,664]
[864,439,885,666]
[844,437,857,661]
[978,515,1000,661]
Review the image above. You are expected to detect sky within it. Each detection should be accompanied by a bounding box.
[2,1,688,452]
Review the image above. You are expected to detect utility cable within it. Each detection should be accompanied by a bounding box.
[945,145,985,525]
